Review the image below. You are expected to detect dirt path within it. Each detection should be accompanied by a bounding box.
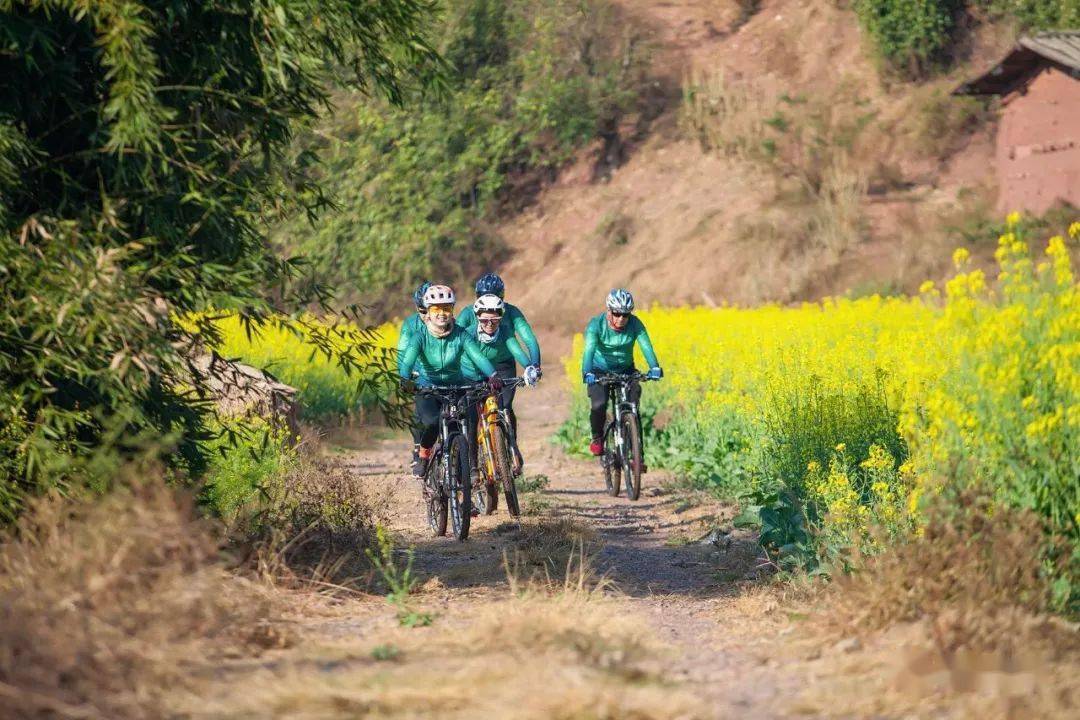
[182,369,1072,719]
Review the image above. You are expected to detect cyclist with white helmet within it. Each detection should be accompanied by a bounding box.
[581,289,662,456]
[457,273,542,374]
[398,285,502,477]
[463,293,541,473]
[397,281,431,471]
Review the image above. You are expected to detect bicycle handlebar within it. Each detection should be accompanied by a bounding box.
[593,371,659,385]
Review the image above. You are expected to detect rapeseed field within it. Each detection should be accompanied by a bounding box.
[204,314,398,421]
[561,215,1078,606]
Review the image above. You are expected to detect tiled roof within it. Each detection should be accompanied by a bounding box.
[955,31,1080,95]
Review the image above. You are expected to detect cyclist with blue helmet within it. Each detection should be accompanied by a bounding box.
[398,284,502,477]
[398,281,431,471]
[462,294,541,474]
[581,289,662,456]
[458,274,541,466]
[457,273,542,370]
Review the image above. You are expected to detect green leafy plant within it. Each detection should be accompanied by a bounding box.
[365,526,433,627]
[853,0,961,77]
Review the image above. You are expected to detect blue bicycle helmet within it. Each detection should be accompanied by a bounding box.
[474,272,505,298]
[412,281,432,311]
[605,288,635,313]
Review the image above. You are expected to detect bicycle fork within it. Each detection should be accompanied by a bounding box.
[476,395,500,482]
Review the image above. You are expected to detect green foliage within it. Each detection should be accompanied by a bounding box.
[366,526,433,627]
[281,0,649,314]
[201,420,296,522]
[0,0,442,518]
[974,0,1080,29]
[761,374,907,506]
[856,0,1080,76]
[854,0,961,77]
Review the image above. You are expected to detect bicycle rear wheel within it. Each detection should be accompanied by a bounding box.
[602,421,620,497]
[620,412,643,501]
[424,452,448,536]
[448,433,472,541]
[490,424,519,517]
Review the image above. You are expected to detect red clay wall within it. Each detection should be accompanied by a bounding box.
[997,66,1080,214]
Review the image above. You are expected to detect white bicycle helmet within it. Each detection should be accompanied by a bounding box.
[423,284,455,307]
[605,288,634,313]
[473,293,505,316]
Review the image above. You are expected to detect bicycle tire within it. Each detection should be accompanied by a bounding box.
[603,420,620,496]
[490,424,518,517]
[424,453,448,536]
[620,412,643,501]
[447,433,472,541]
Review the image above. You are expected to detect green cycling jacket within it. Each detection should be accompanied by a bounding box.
[580,313,659,375]
[396,313,427,380]
[397,323,497,385]
[457,302,541,366]
[461,321,531,379]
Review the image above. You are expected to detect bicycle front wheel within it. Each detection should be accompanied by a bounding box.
[490,423,518,517]
[448,433,472,541]
[620,412,643,501]
[603,421,620,497]
[424,453,448,537]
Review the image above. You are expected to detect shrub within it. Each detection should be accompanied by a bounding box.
[0,1,438,519]
[201,419,297,523]
[854,0,962,77]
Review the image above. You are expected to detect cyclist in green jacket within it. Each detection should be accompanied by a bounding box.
[457,273,542,370]
[463,294,540,473]
[399,281,430,472]
[398,285,501,477]
[581,289,662,456]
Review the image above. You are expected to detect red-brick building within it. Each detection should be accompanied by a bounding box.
[956,32,1080,214]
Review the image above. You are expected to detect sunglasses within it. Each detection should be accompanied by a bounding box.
[428,303,454,314]
[478,317,502,326]
[610,311,630,318]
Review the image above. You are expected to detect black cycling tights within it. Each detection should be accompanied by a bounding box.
[587,379,640,442]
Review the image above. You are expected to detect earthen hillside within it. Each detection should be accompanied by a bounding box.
[498,0,1016,331]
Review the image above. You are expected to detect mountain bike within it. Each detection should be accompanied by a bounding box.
[595,371,659,501]
[472,377,526,518]
[416,382,491,541]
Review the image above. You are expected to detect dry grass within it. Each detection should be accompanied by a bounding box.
[806,491,1080,715]
[241,448,390,591]
[828,493,1061,641]
[680,67,779,160]
[182,585,707,720]
[0,478,285,719]
[509,516,598,570]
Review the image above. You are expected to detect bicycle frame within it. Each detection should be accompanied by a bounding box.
[475,378,524,480]
[419,383,489,492]
[598,372,649,448]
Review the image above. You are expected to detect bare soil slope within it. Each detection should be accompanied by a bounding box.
[497,0,1010,330]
